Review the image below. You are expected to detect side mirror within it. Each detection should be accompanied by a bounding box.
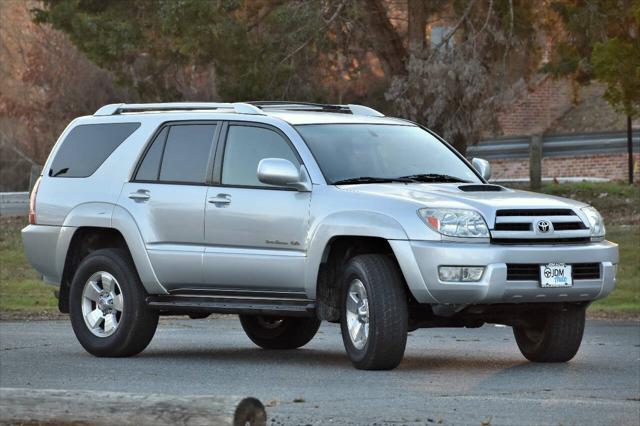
[472,158,491,181]
[257,158,311,191]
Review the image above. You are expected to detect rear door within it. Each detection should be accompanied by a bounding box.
[202,122,311,292]
[119,122,220,291]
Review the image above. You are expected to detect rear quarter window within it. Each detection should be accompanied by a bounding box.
[49,122,140,178]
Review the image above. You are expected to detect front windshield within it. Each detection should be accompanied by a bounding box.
[295,124,481,184]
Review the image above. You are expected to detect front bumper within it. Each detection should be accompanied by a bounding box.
[390,240,618,305]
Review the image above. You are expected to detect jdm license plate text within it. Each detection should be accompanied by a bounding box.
[540,263,573,287]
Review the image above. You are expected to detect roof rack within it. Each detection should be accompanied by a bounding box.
[94,101,385,118]
[248,101,385,117]
[94,102,264,116]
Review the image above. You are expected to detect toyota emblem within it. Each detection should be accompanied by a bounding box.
[536,219,552,233]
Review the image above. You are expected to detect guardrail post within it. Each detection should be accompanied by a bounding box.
[529,134,543,190]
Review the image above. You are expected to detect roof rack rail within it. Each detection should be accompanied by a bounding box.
[248,101,385,117]
[94,102,264,116]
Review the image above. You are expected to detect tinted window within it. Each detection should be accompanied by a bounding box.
[296,124,481,184]
[221,126,300,187]
[135,127,167,181]
[49,123,140,178]
[159,124,216,183]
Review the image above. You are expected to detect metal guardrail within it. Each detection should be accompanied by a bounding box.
[0,192,28,216]
[468,131,640,160]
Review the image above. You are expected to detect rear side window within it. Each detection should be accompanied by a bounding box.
[135,124,217,184]
[135,128,167,181]
[49,123,140,178]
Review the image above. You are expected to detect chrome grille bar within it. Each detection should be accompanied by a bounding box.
[495,215,584,224]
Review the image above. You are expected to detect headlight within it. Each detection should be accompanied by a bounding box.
[418,208,489,238]
[581,206,606,240]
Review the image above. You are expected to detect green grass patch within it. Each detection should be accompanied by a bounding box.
[0,217,58,314]
[590,225,640,314]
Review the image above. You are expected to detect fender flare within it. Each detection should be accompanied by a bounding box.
[111,205,168,295]
[304,211,408,298]
[60,202,167,295]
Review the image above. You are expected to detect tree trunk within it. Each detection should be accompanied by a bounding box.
[451,133,467,157]
[359,0,407,76]
[627,115,634,184]
[408,0,427,54]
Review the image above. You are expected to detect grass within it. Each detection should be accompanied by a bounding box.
[589,225,639,314]
[0,182,638,318]
[0,217,58,316]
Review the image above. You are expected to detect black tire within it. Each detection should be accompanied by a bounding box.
[239,315,321,349]
[69,248,159,357]
[513,305,586,362]
[340,254,408,370]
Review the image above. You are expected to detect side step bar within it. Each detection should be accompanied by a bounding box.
[146,295,316,317]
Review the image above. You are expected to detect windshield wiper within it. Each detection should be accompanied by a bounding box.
[50,167,69,177]
[398,173,471,183]
[333,176,413,185]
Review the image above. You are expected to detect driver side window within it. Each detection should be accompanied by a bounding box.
[221,125,300,188]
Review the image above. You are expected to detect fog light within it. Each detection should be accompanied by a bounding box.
[438,266,485,282]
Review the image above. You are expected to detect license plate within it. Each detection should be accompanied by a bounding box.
[540,263,572,287]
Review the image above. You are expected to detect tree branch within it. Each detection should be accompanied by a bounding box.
[426,0,477,62]
[277,1,346,66]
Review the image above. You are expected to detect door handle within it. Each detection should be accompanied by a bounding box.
[208,194,231,206]
[128,190,150,201]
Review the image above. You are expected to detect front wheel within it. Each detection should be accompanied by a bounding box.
[513,305,586,362]
[239,315,321,349]
[340,254,408,370]
[69,248,159,357]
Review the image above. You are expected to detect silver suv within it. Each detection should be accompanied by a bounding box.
[22,102,618,370]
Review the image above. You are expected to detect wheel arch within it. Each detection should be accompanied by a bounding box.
[58,205,168,312]
[59,226,130,313]
[313,235,414,322]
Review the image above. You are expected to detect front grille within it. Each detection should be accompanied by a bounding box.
[553,222,587,231]
[493,237,591,245]
[496,209,576,217]
[492,208,589,245]
[506,263,601,281]
[495,223,531,231]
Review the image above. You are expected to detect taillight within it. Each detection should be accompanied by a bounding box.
[28,177,41,225]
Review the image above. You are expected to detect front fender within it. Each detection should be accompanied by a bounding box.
[304,211,408,297]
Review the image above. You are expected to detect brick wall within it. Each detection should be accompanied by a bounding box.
[490,153,640,182]
[498,76,574,136]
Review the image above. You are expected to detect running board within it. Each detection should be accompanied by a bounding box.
[146,295,317,317]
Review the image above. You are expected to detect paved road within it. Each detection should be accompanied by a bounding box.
[1,318,638,425]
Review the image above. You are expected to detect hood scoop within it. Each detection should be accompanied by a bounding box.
[458,184,505,192]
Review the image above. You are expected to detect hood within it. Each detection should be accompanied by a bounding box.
[337,182,588,222]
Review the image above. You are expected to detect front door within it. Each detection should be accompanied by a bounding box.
[203,123,311,292]
[119,123,219,291]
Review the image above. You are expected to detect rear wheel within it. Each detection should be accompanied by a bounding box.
[340,254,408,370]
[239,315,321,349]
[69,248,158,357]
[513,305,585,362]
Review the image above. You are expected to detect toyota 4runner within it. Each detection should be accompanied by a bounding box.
[22,101,618,370]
